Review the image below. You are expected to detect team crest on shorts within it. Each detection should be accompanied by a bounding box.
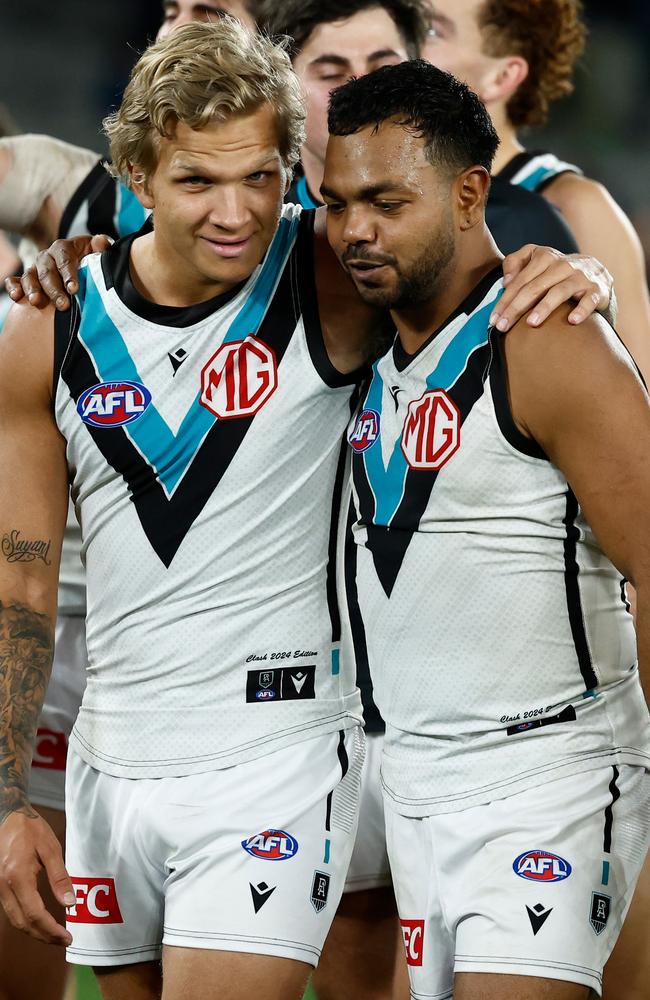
[77,381,152,428]
[513,850,572,883]
[589,892,611,935]
[242,829,299,861]
[348,409,380,453]
[310,870,331,913]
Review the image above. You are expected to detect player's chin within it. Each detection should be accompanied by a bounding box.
[351,275,397,309]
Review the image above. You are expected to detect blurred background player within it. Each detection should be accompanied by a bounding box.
[423,0,650,377]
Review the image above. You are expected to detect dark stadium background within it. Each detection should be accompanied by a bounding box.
[0,2,648,997]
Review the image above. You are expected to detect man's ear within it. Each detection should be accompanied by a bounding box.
[128,163,155,209]
[480,55,529,106]
[457,166,491,231]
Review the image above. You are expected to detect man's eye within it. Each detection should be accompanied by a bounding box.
[247,171,271,183]
[325,202,344,214]
[376,202,401,212]
[180,176,209,186]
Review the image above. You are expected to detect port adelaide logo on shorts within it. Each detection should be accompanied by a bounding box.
[246,666,316,703]
[589,892,611,935]
[242,829,299,861]
[310,871,331,913]
[513,850,572,883]
[77,381,152,428]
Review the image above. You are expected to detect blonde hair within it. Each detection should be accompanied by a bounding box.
[104,19,306,185]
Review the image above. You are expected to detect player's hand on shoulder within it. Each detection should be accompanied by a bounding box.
[4,233,112,310]
[490,244,613,333]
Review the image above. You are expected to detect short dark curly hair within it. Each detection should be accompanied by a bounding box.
[328,59,499,174]
[258,0,429,60]
[478,0,587,128]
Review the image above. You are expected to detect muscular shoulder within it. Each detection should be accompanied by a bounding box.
[0,301,57,406]
[543,172,634,235]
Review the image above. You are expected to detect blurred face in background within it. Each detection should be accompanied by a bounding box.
[423,0,498,97]
[157,0,256,39]
[293,7,409,168]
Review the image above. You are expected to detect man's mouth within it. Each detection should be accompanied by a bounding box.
[201,235,252,259]
[345,259,391,280]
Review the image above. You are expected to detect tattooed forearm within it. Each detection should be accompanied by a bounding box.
[0,600,54,825]
[2,530,52,565]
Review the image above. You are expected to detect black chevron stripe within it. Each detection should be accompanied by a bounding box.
[362,340,493,597]
[61,256,300,568]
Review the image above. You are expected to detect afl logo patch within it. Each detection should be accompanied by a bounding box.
[349,409,380,453]
[242,829,299,861]
[513,850,572,883]
[77,381,152,428]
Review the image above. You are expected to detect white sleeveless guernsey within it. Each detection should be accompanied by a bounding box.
[348,267,650,815]
[54,204,363,777]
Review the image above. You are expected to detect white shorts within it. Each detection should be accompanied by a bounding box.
[65,726,365,967]
[385,764,650,999]
[344,732,391,892]
[28,615,87,811]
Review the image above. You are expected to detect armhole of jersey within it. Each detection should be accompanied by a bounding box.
[496,150,533,183]
[57,159,105,239]
[53,297,81,402]
[489,327,549,461]
[295,212,360,389]
[536,169,579,194]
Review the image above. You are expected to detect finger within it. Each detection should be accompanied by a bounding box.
[568,289,603,325]
[4,276,25,301]
[89,234,113,254]
[493,267,573,331]
[34,252,70,310]
[0,880,28,934]
[38,840,76,908]
[492,252,558,327]
[500,244,537,286]
[9,872,71,945]
[19,269,51,309]
[521,278,594,327]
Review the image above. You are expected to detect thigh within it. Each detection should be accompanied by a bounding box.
[162,727,365,969]
[65,749,164,969]
[93,961,162,1000]
[454,972,590,1000]
[313,887,403,1000]
[603,846,650,1000]
[162,947,310,1000]
[0,806,69,1000]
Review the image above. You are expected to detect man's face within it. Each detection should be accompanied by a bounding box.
[135,104,288,298]
[322,123,457,311]
[423,0,494,95]
[157,0,256,39]
[293,7,409,168]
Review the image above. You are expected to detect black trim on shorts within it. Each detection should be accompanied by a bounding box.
[563,489,598,691]
[337,729,349,779]
[603,765,621,854]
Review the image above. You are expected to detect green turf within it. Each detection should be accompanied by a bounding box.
[76,966,319,999]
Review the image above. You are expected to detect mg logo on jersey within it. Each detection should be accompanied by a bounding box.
[348,409,380,453]
[200,336,278,419]
[400,919,424,966]
[513,850,572,883]
[401,389,460,471]
[242,829,299,861]
[32,728,67,770]
[77,381,152,428]
[67,878,123,924]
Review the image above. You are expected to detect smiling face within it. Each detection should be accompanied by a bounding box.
[322,122,458,311]
[157,0,256,39]
[293,7,409,169]
[133,104,288,300]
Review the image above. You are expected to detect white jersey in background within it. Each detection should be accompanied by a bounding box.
[349,266,650,816]
[54,204,363,779]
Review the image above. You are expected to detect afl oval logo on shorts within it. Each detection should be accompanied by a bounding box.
[242,829,299,861]
[513,850,572,882]
[77,381,152,428]
[348,409,380,453]
[256,690,275,700]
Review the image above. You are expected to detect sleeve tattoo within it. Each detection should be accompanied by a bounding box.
[0,600,54,825]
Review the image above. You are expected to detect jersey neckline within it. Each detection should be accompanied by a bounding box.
[101,218,248,329]
[391,262,504,373]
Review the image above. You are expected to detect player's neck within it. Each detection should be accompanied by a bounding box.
[300,147,325,204]
[392,228,502,354]
[129,230,240,307]
[489,111,525,175]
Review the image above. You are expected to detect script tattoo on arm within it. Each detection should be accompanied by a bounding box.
[0,601,54,825]
[2,530,52,565]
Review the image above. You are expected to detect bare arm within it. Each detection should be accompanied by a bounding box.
[505,308,650,701]
[544,173,650,380]
[0,302,73,944]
